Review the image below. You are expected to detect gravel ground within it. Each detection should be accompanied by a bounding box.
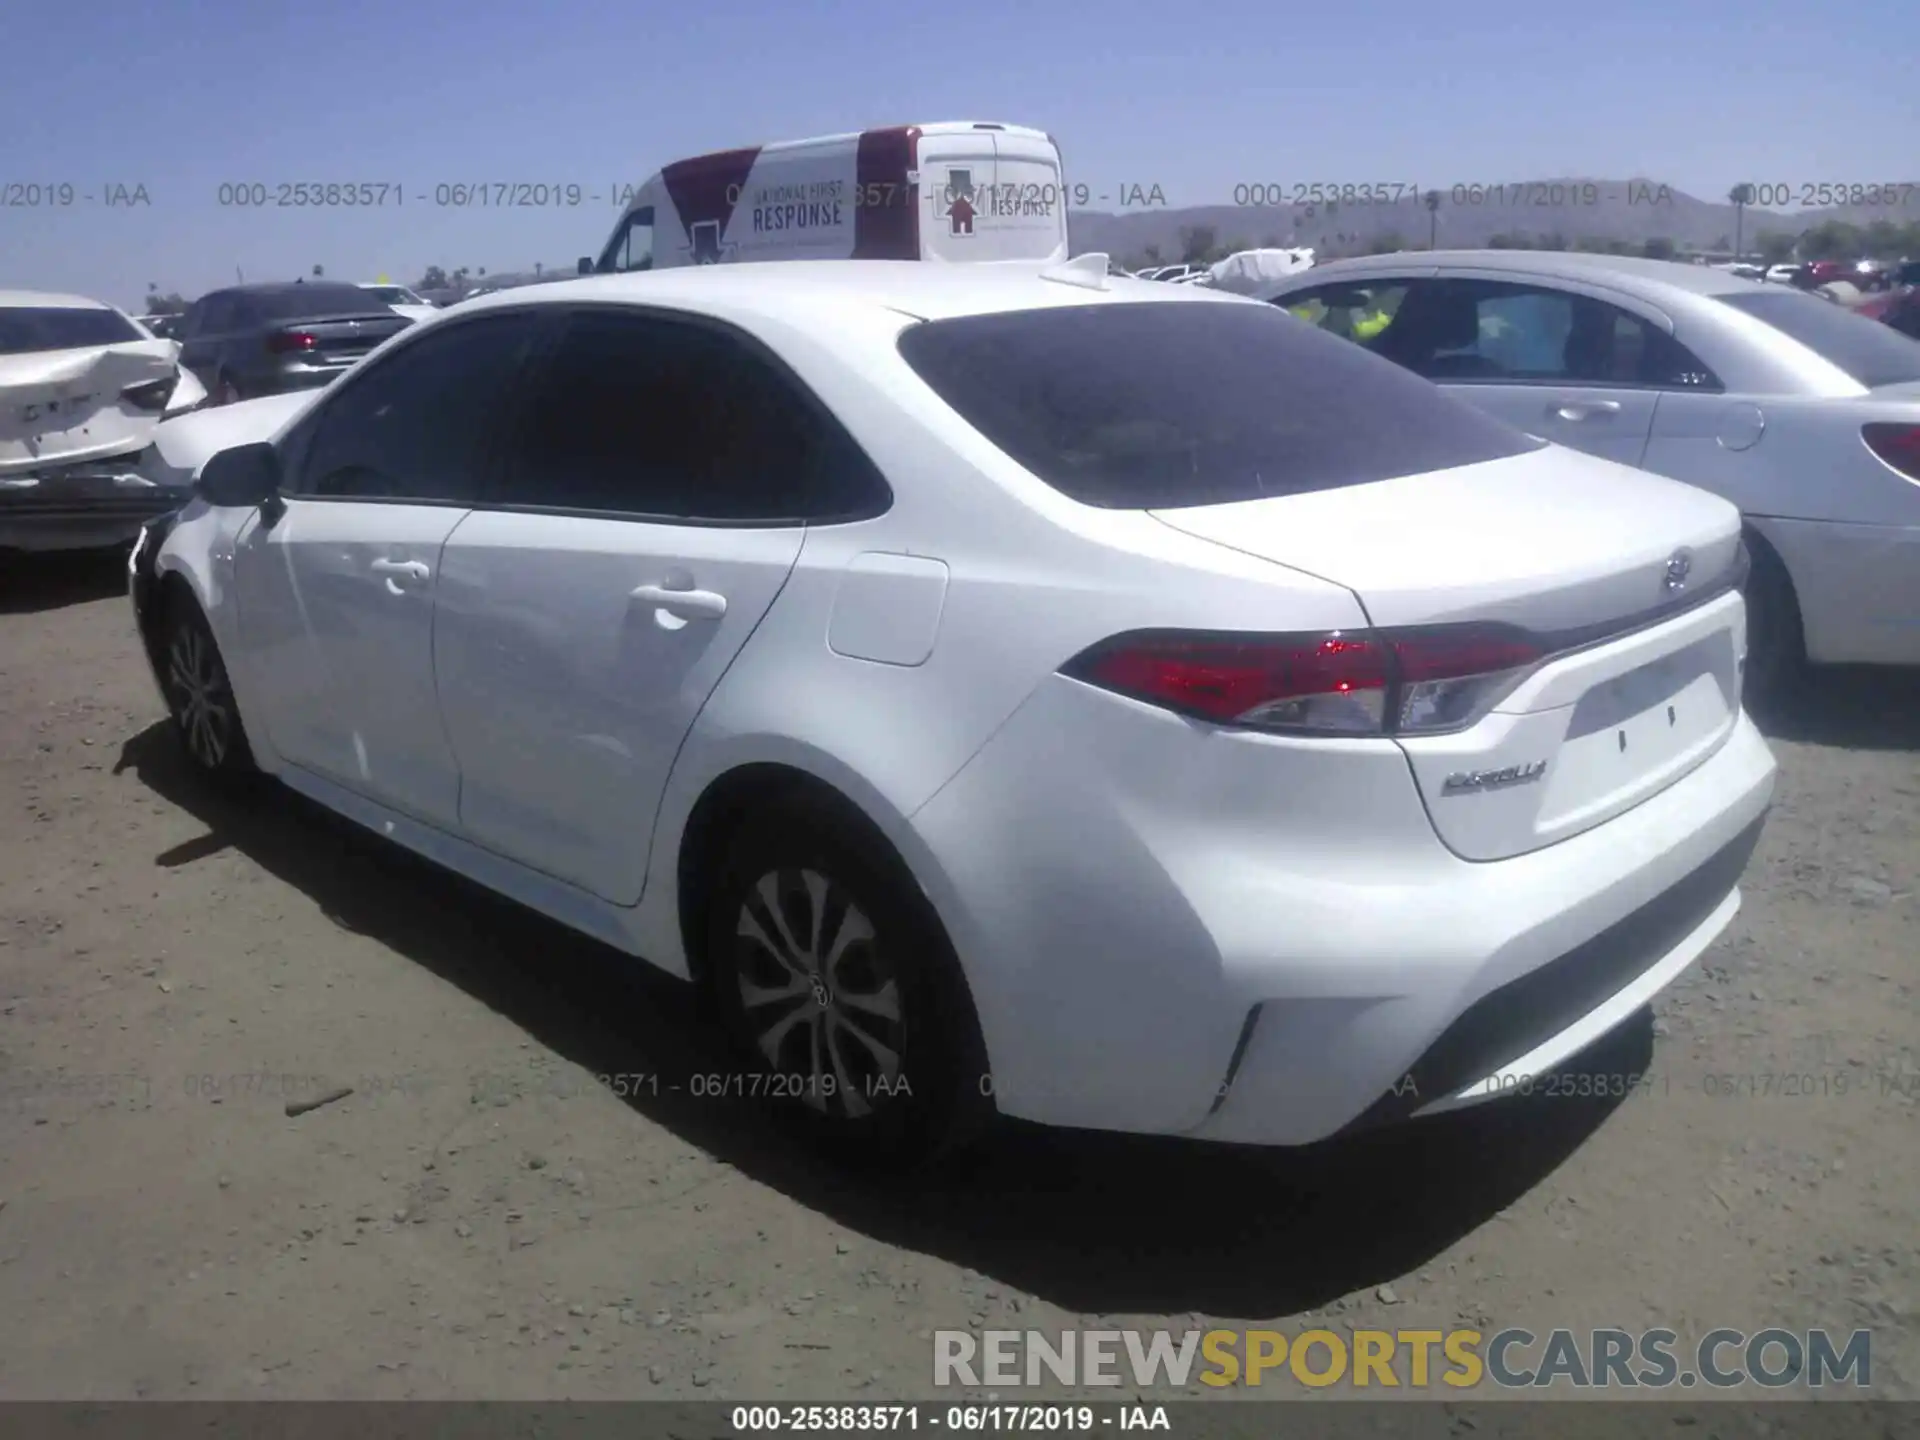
[0,549,1915,1403]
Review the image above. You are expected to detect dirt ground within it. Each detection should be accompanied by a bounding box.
[0,548,1915,1403]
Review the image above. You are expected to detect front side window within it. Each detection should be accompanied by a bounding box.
[289,313,543,502]
[601,208,655,273]
[494,309,887,521]
[1370,279,1720,389]
[1275,281,1411,347]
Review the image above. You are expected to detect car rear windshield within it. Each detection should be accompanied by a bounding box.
[895,299,1545,509]
[252,285,388,320]
[1715,289,1920,388]
[0,306,146,355]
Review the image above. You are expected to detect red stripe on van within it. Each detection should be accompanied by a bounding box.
[853,126,920,260]
[660,147,761,261]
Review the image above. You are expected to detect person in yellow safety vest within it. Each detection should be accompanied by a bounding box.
[1351,297,1393,341]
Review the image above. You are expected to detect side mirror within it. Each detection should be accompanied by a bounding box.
[577,256,593,276]
[196,441,283,510]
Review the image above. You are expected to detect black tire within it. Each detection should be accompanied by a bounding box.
[703,793,992,1171]
[160,592,256,781]
[212,372,243,406]
[1740,532,1805,712]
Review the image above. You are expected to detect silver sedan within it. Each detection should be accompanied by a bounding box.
[1254,251,1920,697]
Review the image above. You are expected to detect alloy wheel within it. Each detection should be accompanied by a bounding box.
[733,867,905,1119]
[167,621,234,770]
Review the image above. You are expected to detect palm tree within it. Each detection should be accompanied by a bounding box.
[1424,190,1442,249]
[1729,184,1755,260]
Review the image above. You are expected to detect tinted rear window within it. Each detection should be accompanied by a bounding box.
[252,285,388,320]
[0,306,145,355]
[896,299,1544,508]
[1715,289,1920,388]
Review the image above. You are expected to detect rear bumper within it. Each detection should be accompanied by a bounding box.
[910,677,1777,1146]
[0,457,189,552]
[1750,515,1920,667]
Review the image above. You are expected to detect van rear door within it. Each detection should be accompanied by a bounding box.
[984,130,1069,263]
[916,133,1001,263]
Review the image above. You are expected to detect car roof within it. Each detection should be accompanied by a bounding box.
[452,259,1250,326]
[0,289,113,310]
[1292,250,1768,303]
[205,281,363,297]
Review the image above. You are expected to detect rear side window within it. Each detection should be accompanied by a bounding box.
[1715,289,1920,388]
[0,306,145,355]
[494,309,889,522]
[253,285,387,321]
[896,299,1544,509]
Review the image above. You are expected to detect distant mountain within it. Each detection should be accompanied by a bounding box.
[1068,179,1920,262]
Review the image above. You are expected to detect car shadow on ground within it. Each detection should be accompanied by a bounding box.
[0,547,129,616]
[118,720,1647,1319]
[1751,665,1920,751]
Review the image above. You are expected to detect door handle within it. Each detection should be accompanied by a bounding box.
[370,557,430,595]
[629,582,728,619]
[1551,399,1623,421]
[370,559,430,580]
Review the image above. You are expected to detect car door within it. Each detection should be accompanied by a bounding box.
[432,306,887,906]
[228,311,545,827]
[1380,275,1664,465]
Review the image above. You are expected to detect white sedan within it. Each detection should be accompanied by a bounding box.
[2,289,207,552]
[1257,251,1920,696]
[130,259,1776,1165]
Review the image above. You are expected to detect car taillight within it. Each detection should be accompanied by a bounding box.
[1862,423,1920,481]
[1060,625,1543,737]
[122,375,178,412]
[268,330,317,353]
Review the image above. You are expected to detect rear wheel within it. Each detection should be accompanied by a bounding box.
[703,794,991,1170]
[1741,531,1805,711]
[161,594,255,780]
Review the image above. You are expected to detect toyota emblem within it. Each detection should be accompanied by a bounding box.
[1664,548,1693,594]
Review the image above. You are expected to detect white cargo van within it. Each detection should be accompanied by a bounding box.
[579,121,1069,274]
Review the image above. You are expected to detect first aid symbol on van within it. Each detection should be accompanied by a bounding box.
[943,170,977,237]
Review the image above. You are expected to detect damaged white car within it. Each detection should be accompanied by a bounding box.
[1,290,208,553]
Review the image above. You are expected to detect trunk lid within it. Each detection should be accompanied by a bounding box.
[1151,444,1749,860]
[0,339,178,476]
[268,311,410,366]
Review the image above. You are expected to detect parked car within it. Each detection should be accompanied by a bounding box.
[357,282,439,323]
[1255,251,1920,697]
[131,259,1775,1165]
[1764,264,1804,285]
[1854,286,1920,341]
[137,313,186,341]
[175,281,414,405]
[1,289,205,552]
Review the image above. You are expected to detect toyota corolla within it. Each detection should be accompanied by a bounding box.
[129,258,1776,1166]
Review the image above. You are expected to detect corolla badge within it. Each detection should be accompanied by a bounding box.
[1442,761,1547,795]
[1664,547,1693,594]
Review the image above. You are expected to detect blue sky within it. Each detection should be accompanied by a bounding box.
[4,0,1913,310]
